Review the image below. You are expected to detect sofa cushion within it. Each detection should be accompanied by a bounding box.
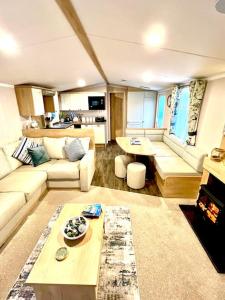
[14,160,56,173]
[47,160,80,180]
[28,145,50,167]
[64,139,85,162]
[0,192,26,230]
[182,146,207,172]
[44,137,66,159]
[0,149,11,179]
[163,133,185,157]
[66,137,90,154]
[151,142,178,157]
[2,141,23,170]
[154,156,200,180]
[0,171,47,201]
[12,137,40,165]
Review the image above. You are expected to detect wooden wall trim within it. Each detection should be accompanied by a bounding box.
[55,0,108,84]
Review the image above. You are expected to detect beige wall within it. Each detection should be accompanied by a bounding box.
[197,78,225,153]
[0,86,22,146]
[160,78,225,154]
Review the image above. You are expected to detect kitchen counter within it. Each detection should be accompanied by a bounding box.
[45,121,107,129]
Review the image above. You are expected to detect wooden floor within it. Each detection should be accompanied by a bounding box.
[92,142,162,196]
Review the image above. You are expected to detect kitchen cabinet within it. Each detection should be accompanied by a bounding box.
[81,124,106,144]
[127,91,156,128]
[60,93,88,110]
[15,86,45,117]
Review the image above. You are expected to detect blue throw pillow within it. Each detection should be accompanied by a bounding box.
[27,145,50,167]
[64,139,85,162]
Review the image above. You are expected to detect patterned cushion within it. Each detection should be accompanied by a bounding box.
[64,139,85,162]
[27,145,50,167]
[12,137,39,165]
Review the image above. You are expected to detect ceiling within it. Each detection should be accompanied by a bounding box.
[1,0,225,90]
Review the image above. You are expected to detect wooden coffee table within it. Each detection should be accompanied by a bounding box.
[116,136,156,156]
[26,204,104,300]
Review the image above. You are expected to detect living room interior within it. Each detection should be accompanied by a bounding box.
[1,0,225,299]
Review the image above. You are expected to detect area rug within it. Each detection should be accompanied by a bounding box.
[180,204,225,273]
[7,206,140,300]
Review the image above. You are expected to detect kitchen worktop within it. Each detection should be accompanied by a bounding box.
[45,121,106,129]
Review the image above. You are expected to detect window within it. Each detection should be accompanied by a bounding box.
[174,86,190,143]
[156,94,166,128]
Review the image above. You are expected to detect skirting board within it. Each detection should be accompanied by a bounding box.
[155,172,201,198]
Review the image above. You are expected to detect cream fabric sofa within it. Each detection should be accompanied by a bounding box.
[0,128,95,247]
[125,128,207,197]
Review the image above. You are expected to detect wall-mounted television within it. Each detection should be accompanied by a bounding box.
[88,96,105,110]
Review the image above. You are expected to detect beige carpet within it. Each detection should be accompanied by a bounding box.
[1,186,225,300]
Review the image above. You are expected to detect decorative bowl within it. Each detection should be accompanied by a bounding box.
[61,216,89,240]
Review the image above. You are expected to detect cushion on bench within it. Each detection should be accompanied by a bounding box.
[0,192,26,230]
[0,171,47,201]
[152,142,178,157]
[163,133,185,157]
[154,156,200,180]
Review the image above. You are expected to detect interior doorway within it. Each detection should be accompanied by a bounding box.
[110,93,124,141]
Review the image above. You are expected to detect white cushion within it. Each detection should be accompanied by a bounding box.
[0,171,47,201]
[44,137,66,159]
[47,160,80,180]
[182,146,207,172]
[163,133,185,157]
[154,156,199,180]
[66,137,90,153]
[0,149,11,179]
[2,140,22,170]
[151,142,178,157]
[0,192,26,230]
[125,129,145,137]
[14,160,56,173]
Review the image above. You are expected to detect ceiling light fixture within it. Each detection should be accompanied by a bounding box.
[142,72,153,83]
[144,24,166,47]
[215,0,225,13]
[77,79,86,87]
[0,31,19,55]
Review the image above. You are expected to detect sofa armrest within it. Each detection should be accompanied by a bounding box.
[80,150,95,192]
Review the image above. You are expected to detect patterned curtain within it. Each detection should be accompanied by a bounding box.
[186,79,207,146]
[169,85,180,134]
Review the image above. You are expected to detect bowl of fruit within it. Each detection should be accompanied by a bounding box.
[61,216,89,240]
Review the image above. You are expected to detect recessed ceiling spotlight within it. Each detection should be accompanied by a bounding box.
[0,31,19,55]
[144,24,166,47]
[121,79,127,82]
[215,0,225,13]
[142,72,153,83]
[77,79,86,87]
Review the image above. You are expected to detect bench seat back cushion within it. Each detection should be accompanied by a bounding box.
[182,146,207,173]
[163,133,185,157]
[154,156,200,180]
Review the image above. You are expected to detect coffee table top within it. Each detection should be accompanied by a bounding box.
[26,204,104,286]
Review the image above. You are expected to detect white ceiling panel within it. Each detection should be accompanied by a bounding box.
[72,0,225,89]
[89,36,225,90]
[0,0,103,90]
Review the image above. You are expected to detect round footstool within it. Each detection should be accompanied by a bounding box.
[115,155,133,178]
[127,162,146,189]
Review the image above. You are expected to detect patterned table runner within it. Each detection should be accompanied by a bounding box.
[7,206,140,300]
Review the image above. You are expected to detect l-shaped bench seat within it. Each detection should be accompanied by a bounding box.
[0,128,95,248]
[126,128,207,198]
